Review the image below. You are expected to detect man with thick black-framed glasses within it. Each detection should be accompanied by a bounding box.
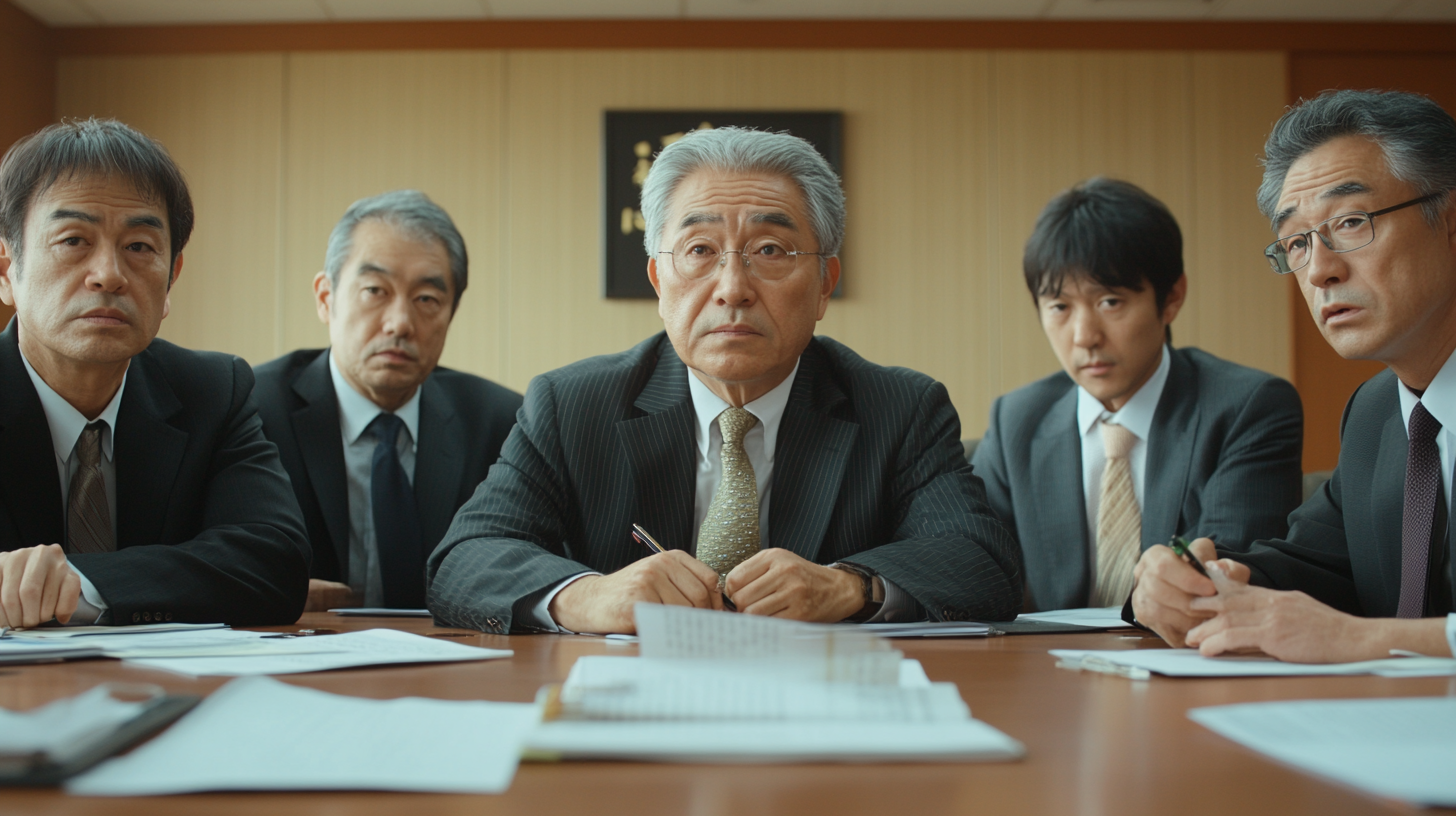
[1132,89,1456,662]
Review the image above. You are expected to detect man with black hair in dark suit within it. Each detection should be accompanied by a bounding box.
[973,178,1304,612]
[428,127,1021,635]
[1135,89,1456,662]
[0,118,310,628]
[254,191,520,612]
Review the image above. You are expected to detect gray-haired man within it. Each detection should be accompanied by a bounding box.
[427,127,1021,635]
[254,190,521,612]
[1133,90,1456,662]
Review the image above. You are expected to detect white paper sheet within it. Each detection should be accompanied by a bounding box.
[67,676,540,795]
[1051,648,1456,678]
[1189,698,1456,806]
[330,608,432,617]
[122,628,512,676]
[1018,607,1129,628]
[0,686,147,760]
[860,622,996,638]
[6,623,225,639]
[0,637,104,664]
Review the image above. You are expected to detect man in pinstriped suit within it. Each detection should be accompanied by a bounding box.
[427,127,1022,634]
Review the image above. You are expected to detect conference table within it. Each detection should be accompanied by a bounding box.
[1,613,1450,815]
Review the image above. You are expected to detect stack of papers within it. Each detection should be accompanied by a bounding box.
[67,677,540,796]
[1189,698,1456,807]
[122,629,513,677]
[1017,606,1131,630]
[0,638,104,665]
[861,622,997,638]
[523,604,1025,763]
[0,686,149,767]
[1051,648,1456,679]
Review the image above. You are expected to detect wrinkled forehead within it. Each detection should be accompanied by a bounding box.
[29,169,168,220]
[667,170,808,231]
[1275,137,1394,230]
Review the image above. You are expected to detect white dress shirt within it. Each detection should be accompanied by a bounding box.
[526,361,911,631]
[328,352,421,608]
[1393,346,1456,652]
[1077,345,1170,557]
[19,350,125,624]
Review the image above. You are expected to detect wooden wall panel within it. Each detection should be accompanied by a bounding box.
[51,48,1291,437]
[0,0,57,329]
[56,55,284,363]
[281,51,506,378]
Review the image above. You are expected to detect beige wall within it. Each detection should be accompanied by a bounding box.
[57,49,1288,437]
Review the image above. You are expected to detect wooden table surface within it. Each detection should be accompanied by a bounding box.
[1,613,1451,816]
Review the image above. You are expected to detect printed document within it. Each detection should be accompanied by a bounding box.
[1051,648,1456,678]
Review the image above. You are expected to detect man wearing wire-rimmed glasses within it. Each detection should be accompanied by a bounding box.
[1133,89,1456,662]
[426,126,1021,635]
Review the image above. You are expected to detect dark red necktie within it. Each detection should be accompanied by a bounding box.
[1397,402,1442,619]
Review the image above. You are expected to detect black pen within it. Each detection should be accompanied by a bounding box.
[631,523,737,612]
[1167,535,1211,579]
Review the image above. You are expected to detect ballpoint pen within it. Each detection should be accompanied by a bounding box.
[631,523,737,612]
[1167,535,1211,580]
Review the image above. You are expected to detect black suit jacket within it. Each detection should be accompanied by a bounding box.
[973,346,1304,611]
[253,348,522,584]
[1232,369,1455,617]
[0,321,310,626]
[426,333,1023,634]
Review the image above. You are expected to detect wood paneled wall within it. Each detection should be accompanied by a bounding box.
[55,49,1288,437]
[0,0,55,328]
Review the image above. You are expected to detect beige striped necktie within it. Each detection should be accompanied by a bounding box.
[67,421,114,554]
[696,407,761,587]
[1091,420,1140,607]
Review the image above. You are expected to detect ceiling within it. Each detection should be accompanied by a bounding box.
[12,0,1456,27]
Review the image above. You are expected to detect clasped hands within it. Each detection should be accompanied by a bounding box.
[549,548,866,634]
[1132,536,1377,663]
[0,544,82,629]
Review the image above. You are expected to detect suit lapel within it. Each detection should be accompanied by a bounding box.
[615,344,697,552]
[1143,349,1199,548]
[768,344,857,563]
[114,350,187,550]
[0,321,65,546]
[1370,409,1409,615]
[414,375,466,551]
[1025,388,1088,607]
[290,352,351,575]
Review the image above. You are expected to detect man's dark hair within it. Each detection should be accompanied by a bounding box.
[0,118,193,277]
[1022,177,1184,314]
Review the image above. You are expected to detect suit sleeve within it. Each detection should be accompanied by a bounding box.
[426,375,594,633]
[69,358,311,626]
[1218,382,1363,615]
[840,381,1024,622]
[969,395,1019,543]
[1188,376,1304,549]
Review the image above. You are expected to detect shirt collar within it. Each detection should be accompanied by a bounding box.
[328,350,421,446]
[688,360,800,461]
[1077,344,1171,441]
[19,349,127,464]
[1397,346,1456,435]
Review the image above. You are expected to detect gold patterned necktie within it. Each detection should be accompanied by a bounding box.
[696,407,761,587]
[67,421,114,554]
[1091,420,1140,607]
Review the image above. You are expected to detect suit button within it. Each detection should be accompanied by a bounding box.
[165,613,174,621]
[143,612,152,622]
[132,612,140,623]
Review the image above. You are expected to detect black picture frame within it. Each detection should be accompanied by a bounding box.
[603,110,844,300]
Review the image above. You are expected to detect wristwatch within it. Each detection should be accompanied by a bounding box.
[831,562,884,623]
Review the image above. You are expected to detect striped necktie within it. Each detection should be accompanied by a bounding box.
[67,421,114,554]
[1092,420,1140,607]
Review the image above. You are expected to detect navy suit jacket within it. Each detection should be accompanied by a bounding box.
[0,320,310,626]
[426,333,1023,633]
[252,348,521,585]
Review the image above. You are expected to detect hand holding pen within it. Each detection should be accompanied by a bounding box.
[631,524,737,612]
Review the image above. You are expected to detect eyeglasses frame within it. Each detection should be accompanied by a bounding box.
[1263,191,1446,275]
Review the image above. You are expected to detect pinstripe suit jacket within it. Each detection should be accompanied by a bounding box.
[426,333,1022,633]
[972,346,1303,611]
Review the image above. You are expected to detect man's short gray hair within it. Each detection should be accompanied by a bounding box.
[324,189,468,310]
[640,127,845,266]
[1258,89,1456,229]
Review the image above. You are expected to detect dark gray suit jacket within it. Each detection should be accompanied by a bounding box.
[972,346,1303,611]
[0,321,311,626]
[427,333,1022,633]
[253,348,522,585]
[1231,369,1454,617]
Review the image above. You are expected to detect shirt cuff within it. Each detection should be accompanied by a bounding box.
[523,572,600,633]
[1446,614,1456,658]
[865,578,916,623]
[68,564,109,625]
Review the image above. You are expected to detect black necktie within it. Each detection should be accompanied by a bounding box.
[370,413,425,609]
[1398,402,1442,619]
